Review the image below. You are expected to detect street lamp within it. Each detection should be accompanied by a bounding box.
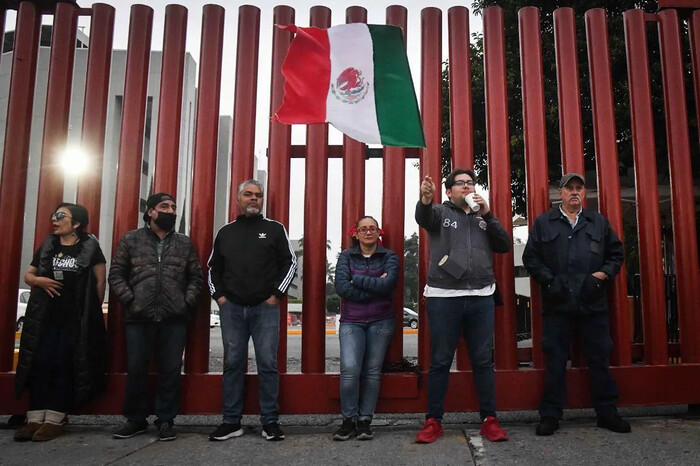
[60,146,89,176]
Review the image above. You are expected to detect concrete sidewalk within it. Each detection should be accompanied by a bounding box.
[1,407,698,465]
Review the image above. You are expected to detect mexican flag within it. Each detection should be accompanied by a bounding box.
[273,23,425,148]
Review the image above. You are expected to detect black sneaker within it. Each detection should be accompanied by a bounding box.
[597,415,631,433]
[261,422,285,441]
[333,418,356,441]
[209,423,244,441]
[157,421,176,441]
[356,420,373,440]
[536,417,559,436]
[113,420,148,439]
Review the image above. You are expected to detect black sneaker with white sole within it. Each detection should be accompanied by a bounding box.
[209,422,244,441]
[356,420,373,440]
[261,422,285,441]
[113,420,148,439]
[333,418,356,441]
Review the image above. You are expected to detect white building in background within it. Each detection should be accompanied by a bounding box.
[0,25,264,282]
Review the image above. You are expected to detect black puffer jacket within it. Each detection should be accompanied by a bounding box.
[522,208,624,315]
[15,234,107,404]
[108,226,203,322]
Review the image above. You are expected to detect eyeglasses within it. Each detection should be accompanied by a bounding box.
[50,212,72,222]
[357,226,378,234]
[452,180,475,188]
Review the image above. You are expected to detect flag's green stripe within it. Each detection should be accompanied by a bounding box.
[368,25,426,147]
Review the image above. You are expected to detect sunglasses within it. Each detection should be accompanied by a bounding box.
[50,212,72,222]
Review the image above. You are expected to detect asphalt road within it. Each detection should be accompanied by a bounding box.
[207,328,419,373]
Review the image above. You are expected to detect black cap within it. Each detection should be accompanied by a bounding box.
[143,192,175,222]
[559,173,585,188]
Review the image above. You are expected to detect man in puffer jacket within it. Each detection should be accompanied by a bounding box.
[109,193,203,442]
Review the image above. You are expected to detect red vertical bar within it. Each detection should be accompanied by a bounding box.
[229,5,260,219]
[383,5,407,363]
[448,6,474,169]
[185,4,225,374]
[267,5,295,374]
[623,10,668,365]
[585,9,631,366]
[418,7,442,371]
[0,2,40,371]
[76,3,115,232]
[107,5,153,373]
[518,6,548,369]
[657,10,700,363]
[341,6,367,251]
[153,4,187,194]
[33,2,78,250]
[690,11,700,148]
[553,8,585,175]
[483,6,517,370]
[301,6,331,374]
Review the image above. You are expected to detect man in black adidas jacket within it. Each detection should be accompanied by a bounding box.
[207,179,297,442]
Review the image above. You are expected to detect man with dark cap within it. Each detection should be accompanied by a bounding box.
[109,193,203,441]
[523,173,629,436]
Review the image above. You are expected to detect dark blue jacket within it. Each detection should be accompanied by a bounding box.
[334,244,399,323]
[522,208,624,315]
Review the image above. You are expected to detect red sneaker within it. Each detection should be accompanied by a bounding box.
[415,418,444,443]
[480,416,508,441]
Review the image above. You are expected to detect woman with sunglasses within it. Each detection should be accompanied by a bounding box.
[14,203,107,442]
[332,216,399,441]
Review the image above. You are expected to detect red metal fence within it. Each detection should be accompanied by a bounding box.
[0,3,699,415]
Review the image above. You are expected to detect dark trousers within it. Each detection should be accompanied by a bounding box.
[539,312,619,419]
[124,321,187,424]
[29,323,75,412]
[426,295,497,421]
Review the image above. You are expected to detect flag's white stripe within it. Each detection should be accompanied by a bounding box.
[325,23,381,144]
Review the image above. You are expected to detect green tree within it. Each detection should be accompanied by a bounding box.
[404,233,419,310]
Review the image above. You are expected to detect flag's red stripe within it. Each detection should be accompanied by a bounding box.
[273,25,330,123]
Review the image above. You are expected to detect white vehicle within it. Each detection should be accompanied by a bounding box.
[210,300,220,328]
[16,288,31,331]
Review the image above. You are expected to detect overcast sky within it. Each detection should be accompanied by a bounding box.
[6,2,509,256]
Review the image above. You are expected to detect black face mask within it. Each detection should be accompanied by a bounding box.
[153,212,176,231]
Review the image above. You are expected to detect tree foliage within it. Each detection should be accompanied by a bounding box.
[403,233,419,309]
[441,0,698,228]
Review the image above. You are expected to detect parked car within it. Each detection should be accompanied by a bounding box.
[403,307,418,329]
[16,288,31,331]
[210,300,220,328]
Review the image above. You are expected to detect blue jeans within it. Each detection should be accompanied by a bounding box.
[339,318,395,421]
[220,300,280,425]
[124,321,187,423]
[539,312,619,419]
[426,295,496,421]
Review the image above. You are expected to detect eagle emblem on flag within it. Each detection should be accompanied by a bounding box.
[330,67,369,104]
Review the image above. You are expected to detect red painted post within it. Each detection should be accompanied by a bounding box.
[518,6,548,369]
[229,4,261,219]
[690,11,700,148]
[108,5,154,373]
[553,8,585,176]
[657,9,700,363]
[186,4,225,374]
[418,7,442,371]
[33,2,78,250]
[267,5,295,374]
[585,9,631,366]
[301,6,331,374]
[0,2,41,371]
[483,6,517,370]
[448,6,474,169]
[341,6,367,251]
[76,3,115,232]
[623,10,668,365]
[383,5,407,363]
[153,4,187,195]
